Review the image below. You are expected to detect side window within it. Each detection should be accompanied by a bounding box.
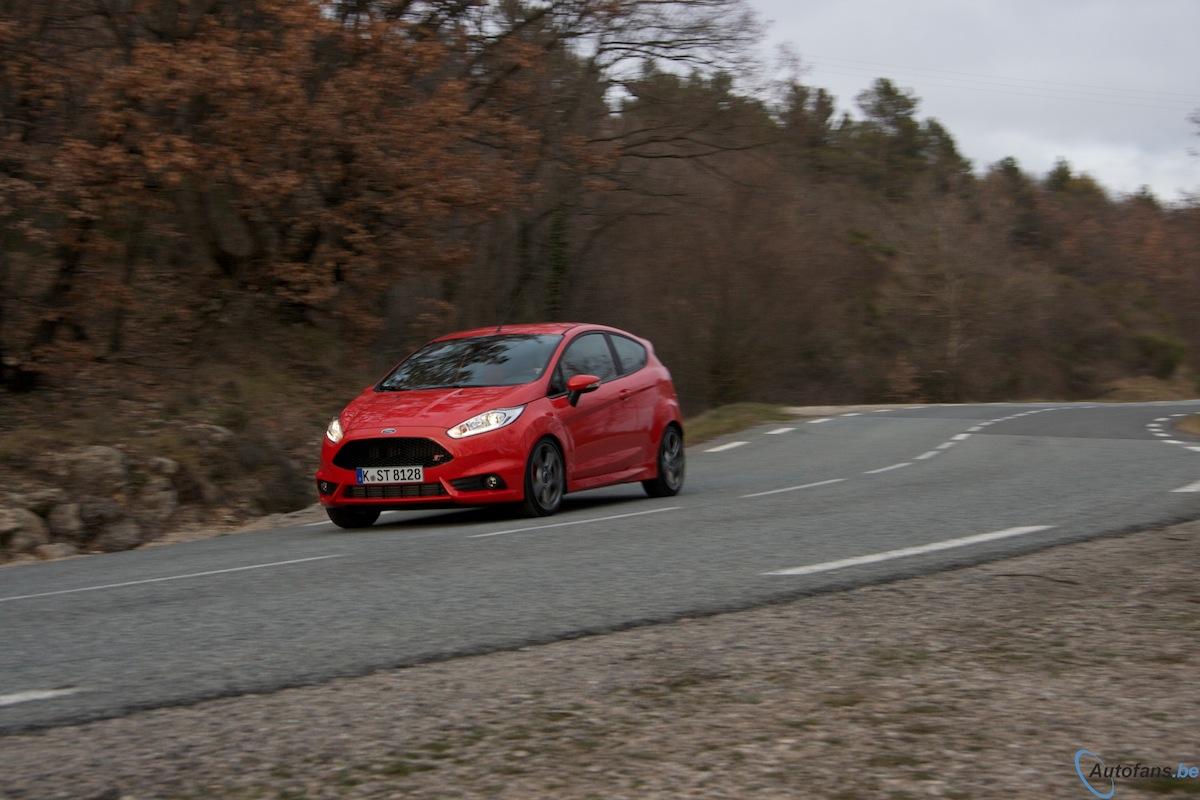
[559,334,617,382]
[609,335,647,375]
[547,364,565,396]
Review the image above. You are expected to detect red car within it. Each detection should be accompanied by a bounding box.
[316,323,685,528]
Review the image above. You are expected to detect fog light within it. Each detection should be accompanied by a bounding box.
[484,475,500,489]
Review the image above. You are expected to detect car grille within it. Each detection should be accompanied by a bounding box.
[343,483,447,499]
[333,437,452,469]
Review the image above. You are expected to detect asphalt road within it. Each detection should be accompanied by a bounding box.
[2,401,1199,732]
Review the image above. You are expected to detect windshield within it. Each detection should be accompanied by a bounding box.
[378,334,562,391]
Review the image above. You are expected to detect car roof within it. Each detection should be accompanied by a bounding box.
[432,322,617,341]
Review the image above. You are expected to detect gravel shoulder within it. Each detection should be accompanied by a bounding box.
[3,521,1198,800]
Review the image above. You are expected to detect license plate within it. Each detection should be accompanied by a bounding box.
[356,466,424,484]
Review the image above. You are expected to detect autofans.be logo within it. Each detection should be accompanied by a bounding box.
[1074,749,1200,798]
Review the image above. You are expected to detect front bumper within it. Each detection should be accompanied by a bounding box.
[316,425,527,508]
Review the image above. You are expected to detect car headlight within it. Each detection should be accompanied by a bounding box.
[447,406,524,439]
[326,417,344,444]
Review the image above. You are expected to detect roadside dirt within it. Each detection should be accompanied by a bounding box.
[3,520,1198,799]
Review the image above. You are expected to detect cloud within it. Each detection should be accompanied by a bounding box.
[751,0,1200,200]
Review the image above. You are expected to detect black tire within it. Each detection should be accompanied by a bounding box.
[522,438,565,517]
[643,424,685,497]
[325,507,381,529]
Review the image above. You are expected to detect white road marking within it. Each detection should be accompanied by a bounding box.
[871,409,892,413]
[967,426,983,432]
[1189,447,1200,453]
[705,441,748,453]
[914,450,941,460]
[806,418,833,424]
[469,506,681,538]
[936,441,956,450]
[764,526,1056,576]
[1171,414,1186,418]
[0,555,347,604]
[741,478,845,499]
[864,463,912,474]
[1155,417,1170,422]
[1163,440,1183,445]
[951,433,971,441]
[765,427,796,435]
[1172,480,1200,493]
[0,688,83,707]
[304,520,331,527]
[841,412,863,417]
[1153,432,1170,437]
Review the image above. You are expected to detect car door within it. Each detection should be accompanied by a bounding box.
[550,332,631,480]
[607,333,657,464]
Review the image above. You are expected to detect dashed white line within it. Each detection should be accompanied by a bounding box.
[1163,440,1183,445]
[0,688,83,707]
[1189,447,1200,453]
[1172,479,1200,493]
[968,426,984,432]
[741,478,845,499]
[864,463,912,474]
[469,506,681,538]
[914,450,941,460]
[840,412,863,417]
[763,526,1056,576]
[1155,417,1170,422]
[936,441,956,450]
[705,441,748,453]
[1153,432,1170,437]
[806,418,833,424]
[0,555,347,604]
[871,409,893,413]
[765,427,796,435]
[951,433,971,441]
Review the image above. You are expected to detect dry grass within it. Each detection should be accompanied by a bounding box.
[684,403,794,445]
[1100,374,1198,402]
[1176,415,1200,437]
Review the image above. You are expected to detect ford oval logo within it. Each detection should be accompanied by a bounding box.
[380,427,397,434]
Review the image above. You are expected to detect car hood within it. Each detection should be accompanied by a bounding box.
[341,385,537,433]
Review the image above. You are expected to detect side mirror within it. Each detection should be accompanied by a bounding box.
[566,374,601,406]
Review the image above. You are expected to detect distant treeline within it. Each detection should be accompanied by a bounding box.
[2,0,1198,409]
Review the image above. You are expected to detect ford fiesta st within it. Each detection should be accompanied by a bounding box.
[316,323,685,528]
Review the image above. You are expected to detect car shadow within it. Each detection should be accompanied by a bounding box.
[341,488,653,534]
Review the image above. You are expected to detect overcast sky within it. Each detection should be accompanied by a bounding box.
[750,0,1200,202]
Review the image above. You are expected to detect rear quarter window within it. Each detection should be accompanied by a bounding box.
[610,335,648,375]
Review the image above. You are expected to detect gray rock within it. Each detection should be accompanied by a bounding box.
[133,475,178,532]
[44,446,130,498]
[0,508,50,554]
[46,503,84,539]
[182,423,234,445]
[147,456,180,476]
[5,487,67,515]
[93,519,143,552]
[34,542,78,560]
[79,497,124,527]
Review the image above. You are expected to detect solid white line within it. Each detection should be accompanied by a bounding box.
[864,463,912,474]
[1172,480,1200,493]
[951,433,971,441]
[914,450,941,460]
[764,526,1055,576]
[0,555,347,604]
[806,418,833,424]
[0,688,83,707]
[469,506,681,538]
[741,478,845,499]
[705,441,748,453]
[765,427,796,435]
